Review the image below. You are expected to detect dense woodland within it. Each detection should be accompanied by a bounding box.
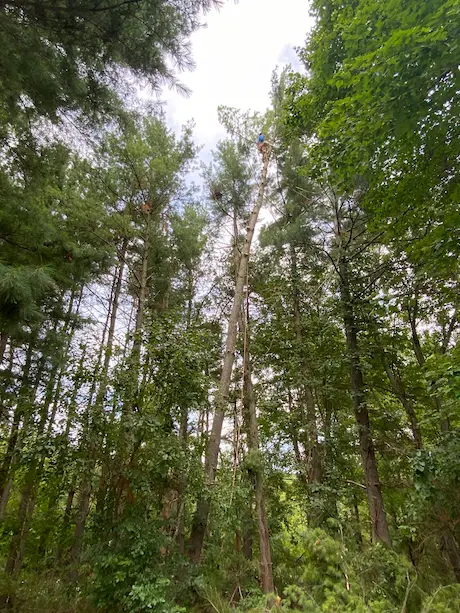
[1,0,460,611]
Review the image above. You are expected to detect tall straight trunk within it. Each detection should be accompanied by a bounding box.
[94,253,127,516]
[0,339,35,504]
[5,291,81,575]
[186,268,193,329]
[38,347,87,558]
[339,256,391,546]
[4,445,43,574]
[97,242,127,406]
[173,274,194,553]
[0,356,45,519]
[67,261,126,580]
[242,337,274,593]
[118,220,151,425]
[188,146,271,563]
[68,427,100,576]
[0,341,14,419]
[109,221,151,521]
[131,220,150,370]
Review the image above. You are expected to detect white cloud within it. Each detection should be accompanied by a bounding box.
[162,0,314,155]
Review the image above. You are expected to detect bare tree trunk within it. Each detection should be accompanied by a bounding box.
[0,341,14,422]
[339,256,391,546]
[68,260,126,580]
[188,146,271,563]
[5,394,60,572]
[38,347,87,558]
[243,346,274,593]
[131,221,150,371]
[0,341,34,505]
[94,252,127,516]
[97,242,127,406]
[109,222,151,520]
[4,291,81,575]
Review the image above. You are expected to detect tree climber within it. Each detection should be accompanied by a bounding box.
[257,132,265,151]
[257,132,269,156]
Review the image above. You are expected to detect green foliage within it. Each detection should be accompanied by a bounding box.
[2,0,460,611]
[90,524,187,613]
[0,0,219,125]
[0,263,57,329]
[0,571,95,613]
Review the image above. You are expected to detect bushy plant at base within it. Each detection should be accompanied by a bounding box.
[87,512,189,613]
[0,570,95,613]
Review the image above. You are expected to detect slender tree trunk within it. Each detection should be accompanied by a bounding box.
[131,220,150,369]
[0,335,37,505]
[290,245,322,484]
[186,268,193,329]
[174,273,196,552]
[339,256,391,546]
[109,222,151,521]
[243,344,274,593]
[188,146,271,563]
[94,252,127,515]
[5,291,81,575]
[0,341,14,421]
[38,347,87,558]
[67,263,124,579]
[97,242,127,407]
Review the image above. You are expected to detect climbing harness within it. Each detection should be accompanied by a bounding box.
[257,132,270,157]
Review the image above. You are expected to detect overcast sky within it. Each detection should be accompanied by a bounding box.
[162,0,314,159]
